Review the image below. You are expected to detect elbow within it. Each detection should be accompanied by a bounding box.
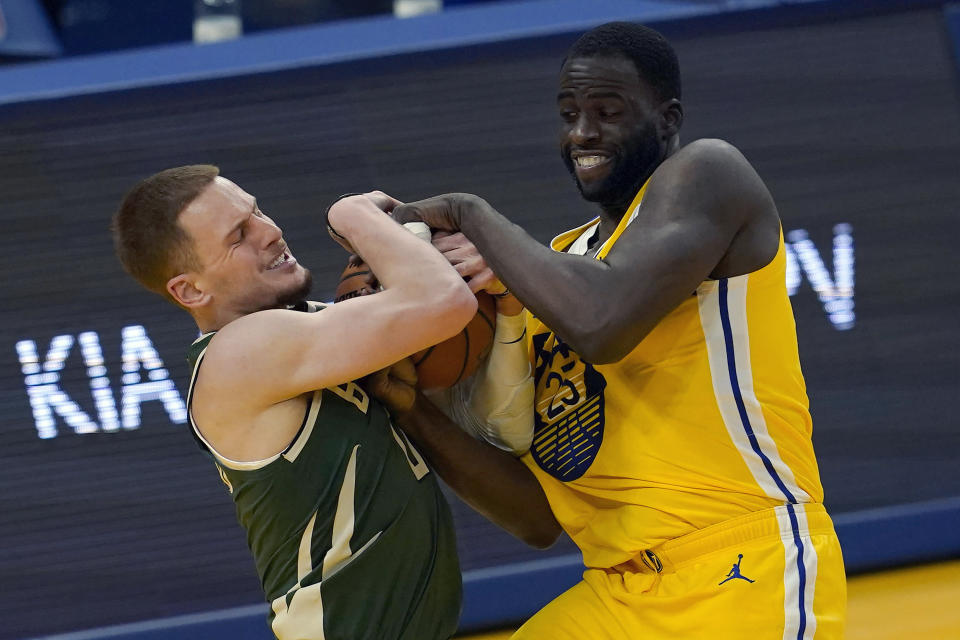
[521,519,562,549]
[576,340,633,366]
[555,307,639,365]
[564,327,638,366]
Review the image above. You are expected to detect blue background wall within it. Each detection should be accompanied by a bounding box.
[2,1,959,638]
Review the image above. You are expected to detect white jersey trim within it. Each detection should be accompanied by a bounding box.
[775,504,818,639]
[283,390,323,463]
[186,343,320,472]
[554,194,645,258]
[696,276,809,504]
[565,222,599,256]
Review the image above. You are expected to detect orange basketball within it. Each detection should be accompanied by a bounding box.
[333,258,496,390]
[411,291,496,390]
[334,257,379,302]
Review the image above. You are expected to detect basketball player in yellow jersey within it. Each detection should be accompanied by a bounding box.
[388,21,847,640]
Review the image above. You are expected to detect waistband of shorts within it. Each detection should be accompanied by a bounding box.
[623,503,834,575]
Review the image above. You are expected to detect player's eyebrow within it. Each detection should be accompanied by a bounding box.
[584,90,626,101]
[557,89,626,102]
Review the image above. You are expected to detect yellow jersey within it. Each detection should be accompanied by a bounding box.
[523,182,824,570]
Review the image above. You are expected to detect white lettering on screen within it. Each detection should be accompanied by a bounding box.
[119,325,188,430]
[785,224,855,330]
[16,325,187,440]
[16,335,99,440]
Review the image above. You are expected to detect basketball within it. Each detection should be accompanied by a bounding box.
[333,257,497,390]
[412,290,496,390]
[334,257,379,302]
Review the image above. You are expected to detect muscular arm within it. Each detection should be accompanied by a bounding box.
[201,194,477,408]
[394,140,779,363]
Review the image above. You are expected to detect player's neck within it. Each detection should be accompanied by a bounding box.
[596,193,637,244]
[595,211,622,246]
[193,307,239,334]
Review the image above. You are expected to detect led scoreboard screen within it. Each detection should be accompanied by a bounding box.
[1,7,958,638]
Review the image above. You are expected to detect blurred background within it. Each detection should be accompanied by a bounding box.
[0,0,958,638]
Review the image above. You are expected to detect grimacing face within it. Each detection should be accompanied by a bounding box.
[558,55,665,208]
[175,176,312,317]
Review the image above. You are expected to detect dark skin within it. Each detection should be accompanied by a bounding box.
[393,55,782,364]
[366,54,782,550]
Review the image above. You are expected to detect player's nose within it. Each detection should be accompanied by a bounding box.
[570,113,600,145]
[254,215,283,246]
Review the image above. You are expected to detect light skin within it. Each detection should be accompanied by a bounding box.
[167,177,478,462]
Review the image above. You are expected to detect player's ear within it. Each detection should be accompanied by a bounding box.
[167,274,210,309]
[659,98,683,140]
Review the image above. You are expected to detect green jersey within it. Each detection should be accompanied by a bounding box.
[186,313,461,640]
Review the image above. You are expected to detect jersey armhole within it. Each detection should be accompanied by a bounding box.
[186,347,321,471]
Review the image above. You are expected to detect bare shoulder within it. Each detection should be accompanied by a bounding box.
[678,139,780,276]
[194,309,291,400]
[650,138,774,220]
[202,309,285,367]
[634,138,778,277]
[663,139,759,187]
[192,310,312,460]
[677,137,746,160]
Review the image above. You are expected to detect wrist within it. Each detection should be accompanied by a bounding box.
[494,291,524,316]
[329,194,392,244]
[454,193,491,236]
[324,193,364,238]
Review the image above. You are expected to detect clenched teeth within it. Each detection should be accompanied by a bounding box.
[575,155,606,168]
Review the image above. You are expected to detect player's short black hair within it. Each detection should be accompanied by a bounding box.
[565,22,681,102]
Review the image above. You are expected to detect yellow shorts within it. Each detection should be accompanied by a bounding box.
[512,503,846,640]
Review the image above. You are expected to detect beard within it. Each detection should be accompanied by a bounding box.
[271,268,314,309]
[563,123,662,207]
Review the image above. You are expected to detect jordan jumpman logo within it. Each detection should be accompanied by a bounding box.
[718,554,755,585]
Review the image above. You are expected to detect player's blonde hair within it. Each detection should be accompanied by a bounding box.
[113,164,219,304]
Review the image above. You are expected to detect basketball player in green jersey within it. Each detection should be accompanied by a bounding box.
[112,165,555,639]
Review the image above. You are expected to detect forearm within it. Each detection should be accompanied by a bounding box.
[395,393,560,548]
[329,196,468,304]
[456,199,615,357]
[392,193,667,362]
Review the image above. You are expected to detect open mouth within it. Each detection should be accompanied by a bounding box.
[573,154,610,169]
[267,251,292,270]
